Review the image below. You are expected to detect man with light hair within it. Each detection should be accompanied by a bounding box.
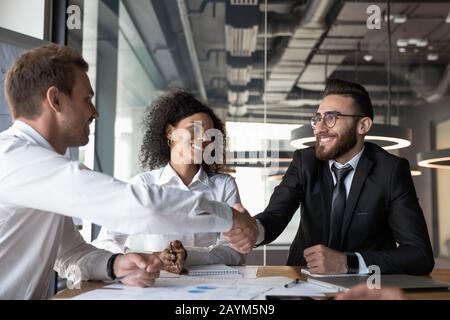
[0,43,255,299]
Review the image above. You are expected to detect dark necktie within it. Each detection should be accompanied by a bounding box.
[328,164,353,250]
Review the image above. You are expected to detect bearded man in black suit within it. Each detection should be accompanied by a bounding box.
[225,78,434,275]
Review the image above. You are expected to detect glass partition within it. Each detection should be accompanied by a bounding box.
[436,119,450,258]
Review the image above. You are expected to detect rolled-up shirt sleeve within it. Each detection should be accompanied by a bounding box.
[0,139,232,235]
[54,217,113,281]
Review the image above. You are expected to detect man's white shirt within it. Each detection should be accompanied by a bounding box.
[0,121,233,299]
[93,164,245,266]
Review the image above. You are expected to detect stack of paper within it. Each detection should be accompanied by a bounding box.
[185,264,240,277]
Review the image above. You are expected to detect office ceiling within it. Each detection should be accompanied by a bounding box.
[122,0,450,124]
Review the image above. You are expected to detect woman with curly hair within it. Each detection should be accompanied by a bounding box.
[93,90,246,273]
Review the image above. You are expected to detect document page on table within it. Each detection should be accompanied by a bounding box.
[70,276,336,300]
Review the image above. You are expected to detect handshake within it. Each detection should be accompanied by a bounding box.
[225,204,259,254]
[113,204,258,289]
[112,206,259,289]
[153,206,258,277]
[155,204,258,274]
[155,205,259,275]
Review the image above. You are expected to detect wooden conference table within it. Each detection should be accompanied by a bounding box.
[53,266,450,300]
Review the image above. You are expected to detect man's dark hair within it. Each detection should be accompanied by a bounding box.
[323,79,374,120]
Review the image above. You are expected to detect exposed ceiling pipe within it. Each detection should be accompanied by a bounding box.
[255,1,310,38]
[300,0,332,29]
[266,0,336,102]
[258,0,302,14]
[423,64,450,103]
[177,0,208,102]
[258,17,297,37]
[225,0,260,115]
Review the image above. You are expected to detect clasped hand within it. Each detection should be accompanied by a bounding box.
[223,204,258,254]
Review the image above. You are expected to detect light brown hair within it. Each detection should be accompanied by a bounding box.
[4,43,88,119]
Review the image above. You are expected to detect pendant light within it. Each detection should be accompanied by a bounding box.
[417,148,450,169]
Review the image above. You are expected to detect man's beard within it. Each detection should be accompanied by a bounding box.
[315,121,358,161]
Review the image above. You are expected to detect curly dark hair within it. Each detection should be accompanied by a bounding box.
[139,89,227,174]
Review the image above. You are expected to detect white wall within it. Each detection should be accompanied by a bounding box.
[0,0,46,39]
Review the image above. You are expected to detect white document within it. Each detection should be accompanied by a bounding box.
[263,280,338,299]
[69,266,339,300]
[72,277,274,300]
[71,276,336,300]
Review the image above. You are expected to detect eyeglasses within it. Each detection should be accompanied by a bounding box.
[310,111,366,130]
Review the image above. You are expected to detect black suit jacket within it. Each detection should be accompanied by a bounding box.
[255,142,434,275]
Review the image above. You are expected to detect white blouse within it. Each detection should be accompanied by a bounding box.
[93,164,245,266]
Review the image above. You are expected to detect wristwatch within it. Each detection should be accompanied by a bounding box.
[107,253,123,280]
[345,252,359,274]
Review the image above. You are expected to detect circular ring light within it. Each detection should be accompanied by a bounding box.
[366,124,412,150]
[417,148,450,169]
[290,126,316,149]
[290,124,412,151]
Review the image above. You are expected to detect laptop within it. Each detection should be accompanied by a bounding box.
[306,274,450,292]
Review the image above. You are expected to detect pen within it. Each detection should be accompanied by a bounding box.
[284,278,300,288]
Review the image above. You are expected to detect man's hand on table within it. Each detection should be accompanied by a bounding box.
[113,252,162,287]
[303,245,347,274]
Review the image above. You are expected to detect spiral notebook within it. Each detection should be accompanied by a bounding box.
[185,264,240,277]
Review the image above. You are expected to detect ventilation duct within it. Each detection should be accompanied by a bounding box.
[423,64,450,103]
[228,85,250,105]
[226,55,253,85]
[228,105,248,117]
[225,0,259,57]
[225,0,259,115]
[258,18,297,38]
[265,0,335,102]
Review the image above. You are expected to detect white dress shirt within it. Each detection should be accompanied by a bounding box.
[256,147,369,274]
[0,121,233,299]
[93,164,245,266]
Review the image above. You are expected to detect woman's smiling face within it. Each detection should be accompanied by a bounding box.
[167,112,214,165]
